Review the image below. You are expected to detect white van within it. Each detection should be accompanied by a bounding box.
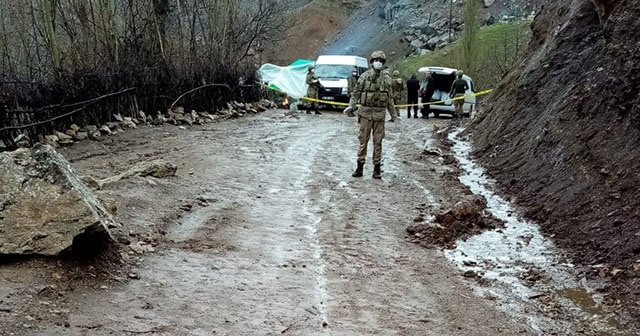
[418,66,476,117]
[314,55,369,104]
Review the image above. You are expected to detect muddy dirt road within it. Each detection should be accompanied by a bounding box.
[0,109,635,335]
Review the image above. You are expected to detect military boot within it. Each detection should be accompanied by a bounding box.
[407,111,411,118]
[315,109,322,115]
[372,164,382,179]
[352,161,364,177]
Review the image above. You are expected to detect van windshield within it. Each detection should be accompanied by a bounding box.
[315,64,352,79]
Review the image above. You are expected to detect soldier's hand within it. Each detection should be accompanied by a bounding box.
[343,106,355,117]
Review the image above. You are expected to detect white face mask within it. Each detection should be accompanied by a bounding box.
[352,72,357,76]
[372,61,383,70]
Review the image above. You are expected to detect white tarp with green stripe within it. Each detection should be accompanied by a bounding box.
[258,59,314,99]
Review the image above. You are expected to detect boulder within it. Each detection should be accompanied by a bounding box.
[154,112,166,125]
[435,195,487,225]
[15,134,31,148]
[44,135,59,148]
[81,125,98,133]
[128,160,177,178]
[58,138,74,146]
[88,131,101,141]
[99,160,177,187]
[122,117,137,129]
[104,122,120,130]
[138,110,147,124]
[99,125,112,135]
[75,132,88,141]
[70,124,80,132]
[410,39,425,50]
[54,131,72,141]
[0,145,114,255]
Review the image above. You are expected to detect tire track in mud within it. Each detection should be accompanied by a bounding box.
[303,114,524,335]
[47,111,527,336]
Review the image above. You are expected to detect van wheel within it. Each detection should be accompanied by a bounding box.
[433,111,439,118]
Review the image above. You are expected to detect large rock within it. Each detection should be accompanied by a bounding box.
[99,160,177,188]
[0,145,114,255]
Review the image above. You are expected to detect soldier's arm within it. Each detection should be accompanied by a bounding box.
[349,75,365,108]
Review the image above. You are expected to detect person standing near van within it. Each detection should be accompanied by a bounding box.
[344,50,395,179]
[305,65,322,115]
[420,71,436,119]
[347,67,359,97]
[449,71,468,119]
[391,70,405,119]
[406,73,420,118]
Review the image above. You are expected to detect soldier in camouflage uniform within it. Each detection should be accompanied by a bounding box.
[344,50,396,179]
[347,67,359,97]
[391,70,404,119]
[305,65,321,115]
[449,70,468,119]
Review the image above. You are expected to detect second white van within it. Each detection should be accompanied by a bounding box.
[418,66,476,117]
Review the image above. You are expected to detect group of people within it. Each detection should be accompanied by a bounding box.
[394,69,468,120]
[305,49,469,180]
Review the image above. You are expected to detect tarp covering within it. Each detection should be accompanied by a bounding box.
[258,59,314,99]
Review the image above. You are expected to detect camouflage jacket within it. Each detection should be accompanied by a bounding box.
[391,76,404,94]
[347,74,358,96]
[306,72,319,87]
[349,69,395,121]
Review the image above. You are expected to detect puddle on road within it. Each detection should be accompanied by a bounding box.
[558,288,600,315]
[443,128,627,335]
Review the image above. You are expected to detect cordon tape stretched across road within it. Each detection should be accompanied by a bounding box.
[259,82,494,108]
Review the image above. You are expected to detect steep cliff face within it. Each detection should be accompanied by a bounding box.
[471,0,639,309]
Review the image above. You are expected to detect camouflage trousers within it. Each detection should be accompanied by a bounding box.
[357,118,385,165]
[392,94,402,117]
[453,93,465,118]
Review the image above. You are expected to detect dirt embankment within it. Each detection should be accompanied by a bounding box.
[470,0,640,319]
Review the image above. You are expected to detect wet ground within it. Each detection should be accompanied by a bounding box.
[0,109,637,335]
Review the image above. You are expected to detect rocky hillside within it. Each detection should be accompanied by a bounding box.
[470,0,640,319]
[269,0,541,65]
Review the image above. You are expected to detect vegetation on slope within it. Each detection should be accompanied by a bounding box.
[401,21,531,89]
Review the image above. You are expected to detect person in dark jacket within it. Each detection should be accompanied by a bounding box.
[405,74,420,118]
[420,71,436,119]
[449,71,469,119]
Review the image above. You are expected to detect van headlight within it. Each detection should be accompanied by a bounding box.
[341,87,348,95]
